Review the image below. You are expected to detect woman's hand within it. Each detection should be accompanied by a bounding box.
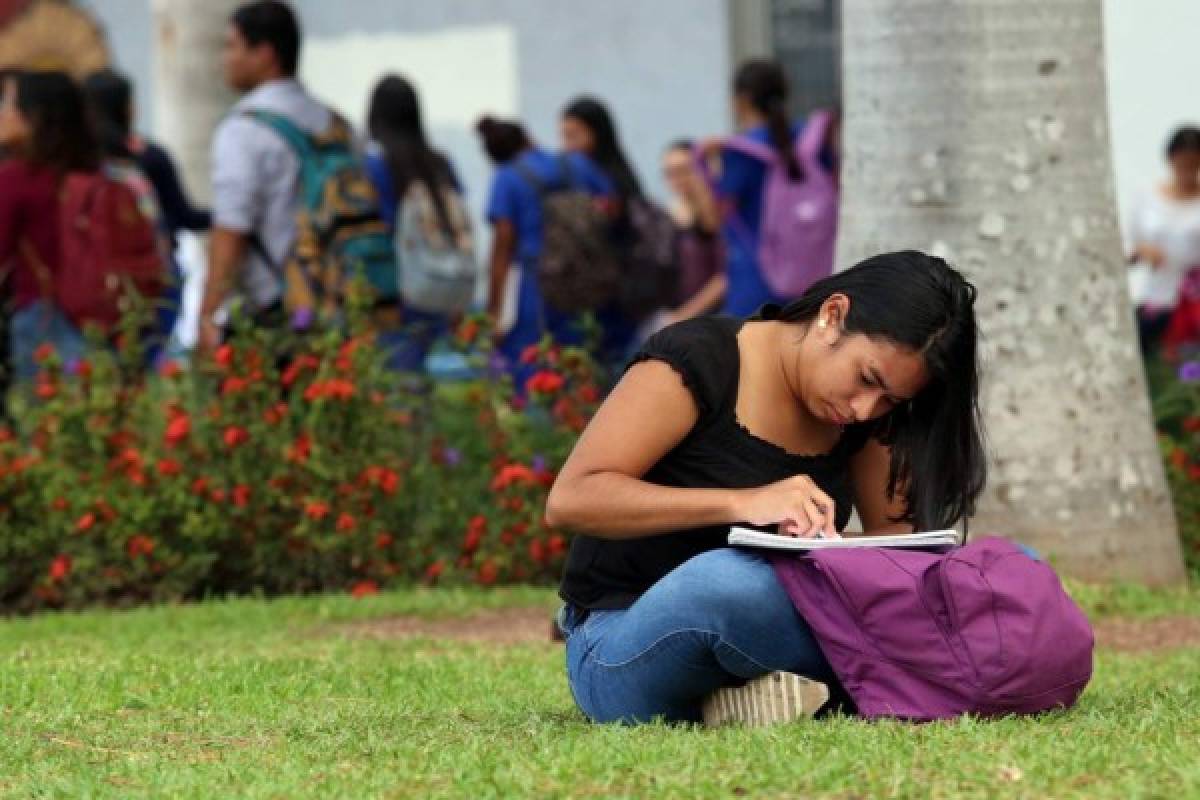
[1133,243,1167,268]
[737,475,839,538]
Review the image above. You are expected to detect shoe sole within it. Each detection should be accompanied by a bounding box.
[702,671,830,728]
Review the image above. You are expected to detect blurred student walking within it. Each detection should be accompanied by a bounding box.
[705,59,839,317]
[364,74,475,372]
[476,116,620,382]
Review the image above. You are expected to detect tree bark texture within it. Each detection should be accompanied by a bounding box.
[838,0,1186,583]
[151,0,241,204]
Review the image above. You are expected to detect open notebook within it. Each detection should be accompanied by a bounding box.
[728,526,960,551]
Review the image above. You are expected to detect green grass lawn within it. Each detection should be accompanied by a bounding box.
[1,583,1197,799]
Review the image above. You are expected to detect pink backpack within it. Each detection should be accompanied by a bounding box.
[724,110,838,299]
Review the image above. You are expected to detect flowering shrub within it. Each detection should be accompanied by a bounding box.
[0,311,603,611]
[1151,359,1200,577]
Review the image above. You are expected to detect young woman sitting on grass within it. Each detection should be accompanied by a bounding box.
[546,250,987,725]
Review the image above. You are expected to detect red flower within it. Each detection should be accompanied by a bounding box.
[157,458,182,477]
[221,376,249,395]
[1188,464,1200,482]
[350,580,379,598]
[520,344,540,365]
[75,512,96,533]
[190,476,209,496]
[164,414,190,447]
[336,512,356,533]
[476,559,499,586]
[209,487,227,504]
[456,318,480,345]
[304,500,330,520]
[73,359,92,379]
[50,497,69,511]
[223,426,249,448]
[529,539,547,564]
[526,369,565,395]
[577,383,600,404]
[48,554,71,582]
[34,343,56,364]
[158,360,183,379]
[547,534,567,557]
[424,560,444,581]
[1186,416,1200,434]
[375,532,394,550]
[490,464,538,491]
[232,484,251,508]
[127,534,156,558]
[287,435,311,463]
[463,514,487,553]
[1171,449,1189,469]
[214,344,234,368]
[263,402,289,425]
[35,379,56,400]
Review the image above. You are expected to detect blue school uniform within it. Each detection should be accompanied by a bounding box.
[718,120,834,318]
[486,149,633,378]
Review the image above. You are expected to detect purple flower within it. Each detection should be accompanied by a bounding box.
[531,454,547,473]
[487,351,508,379]
[444,447,462,467]
[1179,361,1200,383]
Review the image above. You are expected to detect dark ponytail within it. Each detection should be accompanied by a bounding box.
[734,59,802,181]
[561,95,643,201]
[475,115,531,166]
[779,251,987,531]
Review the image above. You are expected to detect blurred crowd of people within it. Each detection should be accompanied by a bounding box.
[0,0,843,395]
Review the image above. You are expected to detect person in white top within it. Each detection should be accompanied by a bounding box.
[199,0,333,355]
[1128,126,1200,355]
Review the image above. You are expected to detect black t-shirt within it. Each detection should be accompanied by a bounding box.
[558,309,872,611]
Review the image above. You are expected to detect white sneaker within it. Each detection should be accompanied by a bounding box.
[702,671,830,728]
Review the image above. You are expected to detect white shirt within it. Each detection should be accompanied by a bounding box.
[1127,187,1200,310]
[210,79,332,311]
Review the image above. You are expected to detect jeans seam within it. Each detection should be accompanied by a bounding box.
[589,626,772,674]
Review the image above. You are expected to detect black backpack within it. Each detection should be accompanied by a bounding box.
[515,155,623,313]
[617,197,681,321]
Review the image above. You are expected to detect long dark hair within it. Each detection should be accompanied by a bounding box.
[12,71,100,173]
[475,115,530,165]
[733,59,802,181]
[562,95,642,201]
[367,74,453,227]
[780,251,986,530]
[82,68,135,160]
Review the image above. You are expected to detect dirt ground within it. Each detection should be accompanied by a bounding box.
[334,607,1200,653]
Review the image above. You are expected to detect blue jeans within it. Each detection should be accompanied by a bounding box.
[9,300,88,380]
[559,548,838,725]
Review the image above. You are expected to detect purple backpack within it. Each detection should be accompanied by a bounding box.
[724,109,838,299]
[771,536,1094,721]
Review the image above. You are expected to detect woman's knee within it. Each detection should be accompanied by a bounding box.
[654,548,793,629]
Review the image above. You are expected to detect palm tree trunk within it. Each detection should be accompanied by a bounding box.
[838,0,1186,583]
[151,0,241,203]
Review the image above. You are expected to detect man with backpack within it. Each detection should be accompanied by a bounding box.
[200,1,394,353]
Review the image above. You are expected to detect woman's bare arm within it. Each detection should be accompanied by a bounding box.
[849,436,915,534]
[546,360,842,538]
[544,361,741,538]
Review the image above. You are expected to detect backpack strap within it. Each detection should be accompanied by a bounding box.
[556,153,579,190]
[721,136,778,165]
[243,110,315,161]
[795,110,835,174]
[512,160,546,197]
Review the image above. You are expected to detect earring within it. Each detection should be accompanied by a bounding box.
[818,319,827,329]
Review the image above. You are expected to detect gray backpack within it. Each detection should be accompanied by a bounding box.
[394,180,477,313]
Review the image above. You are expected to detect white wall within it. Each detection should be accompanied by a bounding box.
[1104,0,1200,242]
